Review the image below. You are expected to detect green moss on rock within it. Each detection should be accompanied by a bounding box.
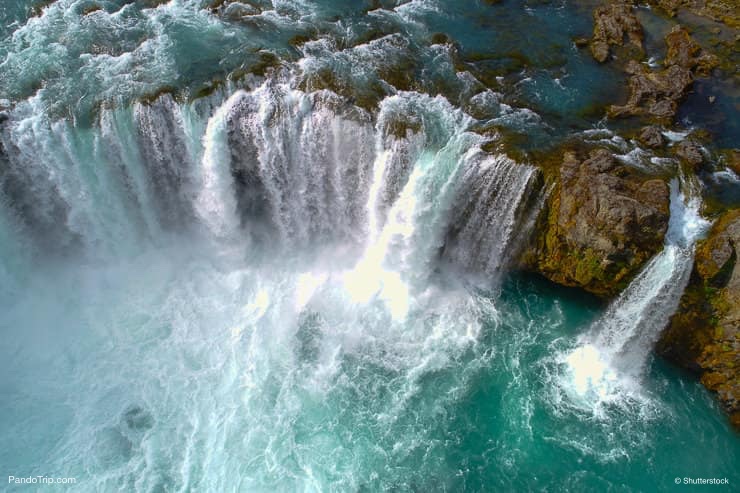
[657,209,740,427]
[521,148,670,298]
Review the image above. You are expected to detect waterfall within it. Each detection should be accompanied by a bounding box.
[0,94,212,257]
[223,84,377,247]
[196,91,245,240]
[6,1,740,489]
[0,68,550,488]
[444,153,538,279]
[0,79,538,280]
[564,180,711,398]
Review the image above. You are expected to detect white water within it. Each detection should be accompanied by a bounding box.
[0,70,543,489]
[196,90,245,239]
[2,1,738,490]
[562,180,710,407]
[1,73,538,274]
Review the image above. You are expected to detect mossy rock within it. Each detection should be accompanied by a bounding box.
[520,148,670,298]
[658,208,740,427]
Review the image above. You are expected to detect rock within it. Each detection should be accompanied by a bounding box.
[80,2,102,16]
[647,0,684,17]
[608,62,692,122]
[589,2,643,63]
[665,25,703,68]
[674,139,704,167]
[646,0,740,29]
[430,33,455,45]
[664,26,720,76]
[658,210,740,428]
[721,149,740,175]
[591,40,611,63]
[522,149,670,297]
[608,26,717,123]
[638,125,665,148]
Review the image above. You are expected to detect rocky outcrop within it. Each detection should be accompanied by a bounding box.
[589,2,644,62]
[674,139,705,168]
[582,1,720,124]
[608,59,691,121]
[721,149,740,175]
[663,26,720,77]
[657,210,740,427]
[646,0,740,28]
[638,125,665,148]
[608,26,718,123]
[522,149,670,298]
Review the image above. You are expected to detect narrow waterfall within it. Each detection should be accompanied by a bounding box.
[564,180,711,398]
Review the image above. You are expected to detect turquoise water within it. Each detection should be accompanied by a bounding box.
[1,1,738,491]
[2,247,737,491]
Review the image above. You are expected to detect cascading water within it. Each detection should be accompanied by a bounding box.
[0,69,542,489]
[444,153,538,278]
[562,180,711,404]
[2,1,739,491]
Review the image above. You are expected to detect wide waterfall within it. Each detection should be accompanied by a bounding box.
[0,73,546,490]
[0,77,537,279]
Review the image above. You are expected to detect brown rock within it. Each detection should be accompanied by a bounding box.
[524,149,670,297]
[589,3,644,63]
[646,0,740,29]
[591,40,611,63]
[722,149,740,175]
[675,139,704,167]
[608,26,717,123]
[665,26,703,68]
[664,26,720,76]
[648,0,685,17]
[658,210,740,427]
[608,63,692,121]
[638,126,665,148]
